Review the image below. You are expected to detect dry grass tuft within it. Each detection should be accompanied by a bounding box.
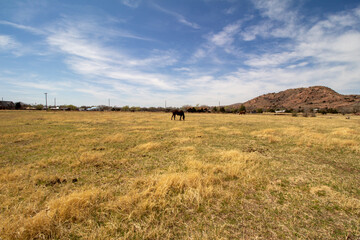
[310,185,360,210]
[169,127,182,132]
[104,133,125,143]
[111,172,216,218]
[16,132,38,141]
[219,150,260,162]
[16,211,56,240]
[251,129,282,143]
[132,141,163,152]
[48,189,104,223]
[176,137,193,144]
[330,127,357,136]
[2,189,105,240]
[76,152,106,167]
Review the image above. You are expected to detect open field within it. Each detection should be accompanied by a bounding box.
[0,111,359,239]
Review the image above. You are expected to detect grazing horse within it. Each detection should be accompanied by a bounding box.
[171,110,185,121]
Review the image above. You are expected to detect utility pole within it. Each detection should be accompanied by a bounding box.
[108,99,110,107]
[54,98,56,108]
[165,100,167,108]
[44,93,48,109]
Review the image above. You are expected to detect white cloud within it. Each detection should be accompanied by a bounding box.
[2,1,360,107]
[188,3,360,104]
[0,35,19,49]
[191,21,242,62]
[209,21,241,47]
[0,35,22,56]
[45,17,180,93]
[0,20,45,35]
[152,3,200,29]
[252,0,295,22]
[243,4,360,68]
[120,0,141,8]
[224,7,236,15]
[241,0,299,40]
[240,21,272,41]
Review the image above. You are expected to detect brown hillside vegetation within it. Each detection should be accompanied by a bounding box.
[0,111,359,239]
[232,86,360,112]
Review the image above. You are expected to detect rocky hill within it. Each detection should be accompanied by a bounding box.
[231,86,360,112]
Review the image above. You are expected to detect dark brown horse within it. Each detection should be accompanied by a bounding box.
[171,110,185,120]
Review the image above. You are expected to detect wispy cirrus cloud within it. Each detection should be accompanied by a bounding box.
[231,2,360,96]
[0,20,45,35]
[244,4,360,68]
[0,35,19,49]
[208,21,242,47]
[190,20,242,62]
[120,0,142,8]
[45,16,178,91]
[152,3,200,29]
[185,1,360,104]
[1,0,359,107]
[239,0,299,40]
[223,7,236,15]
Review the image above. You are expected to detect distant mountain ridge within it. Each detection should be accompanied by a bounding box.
[231,86,360,112]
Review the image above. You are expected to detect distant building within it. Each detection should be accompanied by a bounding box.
[0,101,15,110]
[275,110,286,113]
[86,106,101,111]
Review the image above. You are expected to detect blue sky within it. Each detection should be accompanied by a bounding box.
[1,0,359,107]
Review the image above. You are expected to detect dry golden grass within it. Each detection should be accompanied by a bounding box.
[0,111,359,239]
[132,141,163,152]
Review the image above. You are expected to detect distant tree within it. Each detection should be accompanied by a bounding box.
[239,105,246,112]
[121,105,130,111]
[212,106,217,113]
[220,106,226,113]
[130,106,141,112]
[187,107,196,113]
[35,104,44,110]
[68,105,78,111]
[60,105,78,111]
[327,108,338,114]
[15,102,22,110]
[256,108,263,113]
[319,109,327,115]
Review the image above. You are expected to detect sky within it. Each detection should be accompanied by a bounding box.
[0,0,360,107]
